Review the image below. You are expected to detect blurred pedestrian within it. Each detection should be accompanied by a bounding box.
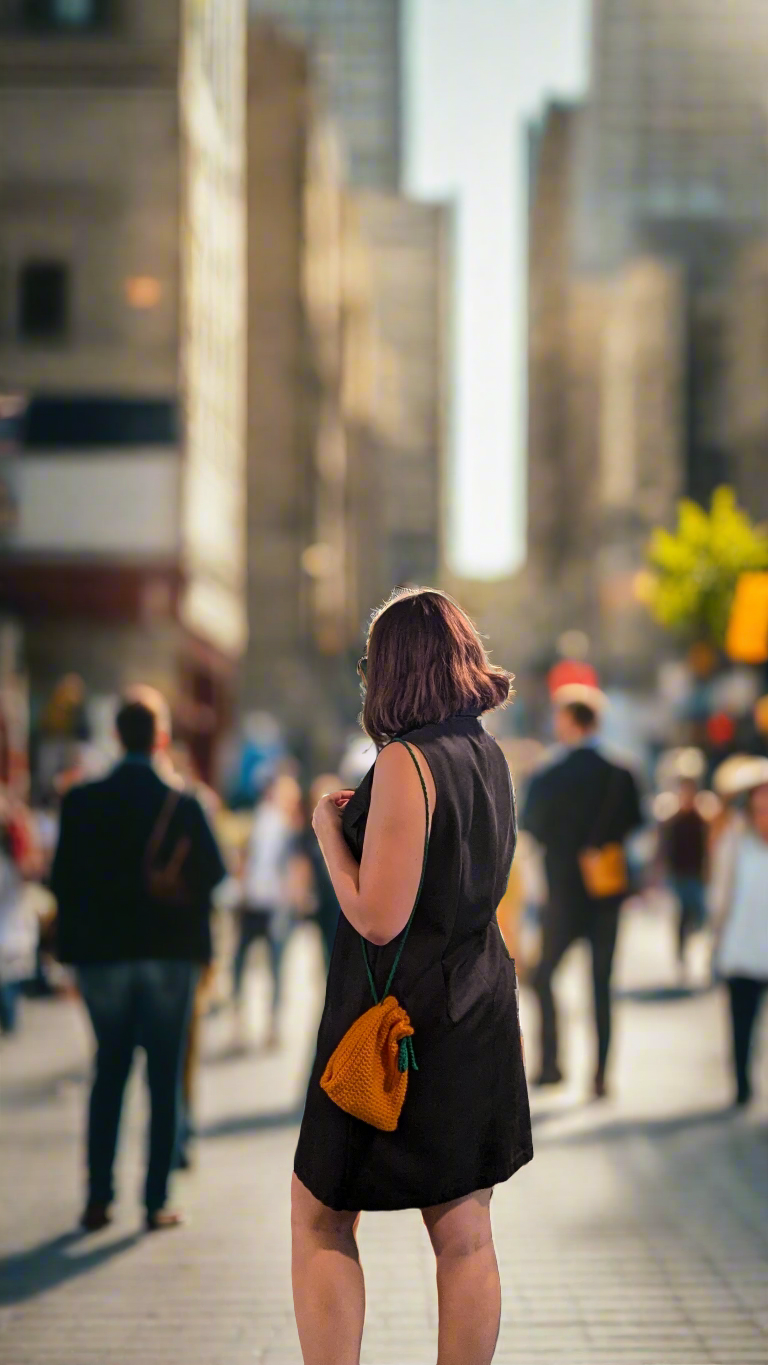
[162,742,224,1170]
[51,689,227,1232]
[306,775,343,973]
[0,791,39,1034]
[496,857,525,966]
[709,759,768,1108]
[522,684,643,1097]
[232,772,305,1050]
[292,589,530,1365]
[658,777,708,975]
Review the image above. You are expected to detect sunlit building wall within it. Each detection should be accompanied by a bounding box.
[244,27,379,760]
[0,0,247,776]
[180,0,248,670]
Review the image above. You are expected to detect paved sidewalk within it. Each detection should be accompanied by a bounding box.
[1,904,767,1365]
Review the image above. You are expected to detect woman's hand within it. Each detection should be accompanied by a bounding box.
[312,791,355,839]
[312,746,436,946]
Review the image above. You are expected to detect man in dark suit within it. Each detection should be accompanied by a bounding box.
[522,686,643,1097]
[52,690,226,1231]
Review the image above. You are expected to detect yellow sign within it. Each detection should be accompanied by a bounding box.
[726,572,768,664]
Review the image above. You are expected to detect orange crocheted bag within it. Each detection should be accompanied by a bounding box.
[320,740,429,1132]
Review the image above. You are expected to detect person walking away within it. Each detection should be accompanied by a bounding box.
[51,690,227,1232]
[659,777,708,977]
[522,684,643,1097]
[306,776,343,974]
[0,793,39,1034]
[232,773,304,1049]
[161,742,225,1171]
[292,589,531,1365]
[709,761,768,1108]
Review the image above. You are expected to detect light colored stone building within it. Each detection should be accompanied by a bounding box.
[0,0,247,778]
[242,24,447,759]
[243,27,373,753]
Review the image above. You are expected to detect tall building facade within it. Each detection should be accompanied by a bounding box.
[0,0,247,778]
[524,1,768,682]
[243,25,447,763]
[726,240,768,522]
[354,192,447,599]
[575,0,768,506]
[575,0,768,276]
[244,27,370,758]
[248,0,401,189]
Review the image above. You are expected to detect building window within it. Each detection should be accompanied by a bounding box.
[18,262,69,342]
[22,0,110,31]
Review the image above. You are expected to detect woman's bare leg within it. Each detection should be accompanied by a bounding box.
[291,1174,365,1365]
[422,1188,500,1365]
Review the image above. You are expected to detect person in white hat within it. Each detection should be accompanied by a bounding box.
[521,684,643,1097]
[709,757,768,1107]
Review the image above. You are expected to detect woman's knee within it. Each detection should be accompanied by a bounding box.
[422,1189,494,1260]
[291,1174,359,1245]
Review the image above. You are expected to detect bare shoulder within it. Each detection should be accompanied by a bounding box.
[374,740,436,814]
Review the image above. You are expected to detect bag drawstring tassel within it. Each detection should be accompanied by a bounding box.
[398,1035,418,1073]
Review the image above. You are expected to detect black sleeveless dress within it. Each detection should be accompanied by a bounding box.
[294,714,533,1212]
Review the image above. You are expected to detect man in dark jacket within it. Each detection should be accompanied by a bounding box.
[52,690,227,1231]
[522,686,643,1096]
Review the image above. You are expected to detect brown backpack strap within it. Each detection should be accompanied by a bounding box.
[144,790,182,870]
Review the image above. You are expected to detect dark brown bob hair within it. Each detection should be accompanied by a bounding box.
[361,588,513,745]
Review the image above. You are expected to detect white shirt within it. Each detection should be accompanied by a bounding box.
[242,803,294,910]
[0,852,38,984]
[711,823,768,980]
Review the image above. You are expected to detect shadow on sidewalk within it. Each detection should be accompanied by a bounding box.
[199,1102,305,1139]
[0,1230,140,1307]
[534,1104,763,1147]
[614,983,714,1004]
[1,1065,88,1111]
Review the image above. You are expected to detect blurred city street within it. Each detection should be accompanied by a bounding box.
[2,900,766,1365]
[3,5,768,1365]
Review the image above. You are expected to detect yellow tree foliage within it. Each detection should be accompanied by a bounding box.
[645,487,768,647]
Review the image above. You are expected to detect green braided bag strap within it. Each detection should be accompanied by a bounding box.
[360,739,431,1072]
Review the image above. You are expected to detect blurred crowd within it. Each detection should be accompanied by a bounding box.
[2,671,766,1128]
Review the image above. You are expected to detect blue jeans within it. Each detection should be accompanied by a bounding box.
[232,908,288,1021]
[78,960,198,1214]
[0,980,20,1033]
[670,876,706,959]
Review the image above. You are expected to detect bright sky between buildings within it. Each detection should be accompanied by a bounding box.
[403,0,589,579]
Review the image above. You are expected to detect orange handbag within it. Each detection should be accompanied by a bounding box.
[578,769,630,900]
[578,843,629,899]
[320,740,429,1132]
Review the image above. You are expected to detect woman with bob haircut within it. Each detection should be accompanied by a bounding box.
[292,588,532,1365]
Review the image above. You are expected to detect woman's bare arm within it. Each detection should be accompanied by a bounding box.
[312,743,435,946]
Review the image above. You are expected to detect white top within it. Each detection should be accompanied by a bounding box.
[242,802,295,911]
[710,821,768,980]
[0,852,38,984]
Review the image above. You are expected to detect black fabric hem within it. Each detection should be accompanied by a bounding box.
[293,1142,534,1214]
